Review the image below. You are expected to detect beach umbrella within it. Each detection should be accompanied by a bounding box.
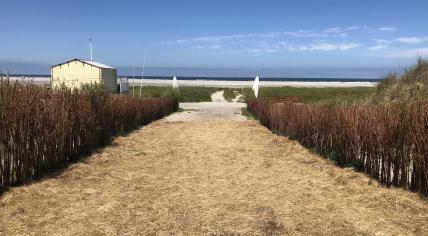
[252,76,259,98]
[172,76,179,89]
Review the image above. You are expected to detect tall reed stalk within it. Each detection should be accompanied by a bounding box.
[0,82,177,193]
[247,98,428,196]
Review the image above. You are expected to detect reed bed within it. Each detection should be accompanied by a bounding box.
[0,81,177,193]
[247,98,428,197]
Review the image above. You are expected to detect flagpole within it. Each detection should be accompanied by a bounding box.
[89,37,93,61]
[139,55,146,99]
[132,58,135,97]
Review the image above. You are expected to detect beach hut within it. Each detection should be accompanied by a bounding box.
[51,59,117,92]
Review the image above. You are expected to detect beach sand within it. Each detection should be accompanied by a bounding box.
[7,77,376,88]
[131,78,376,88]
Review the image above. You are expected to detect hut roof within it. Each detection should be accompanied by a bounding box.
[52,59,114,69]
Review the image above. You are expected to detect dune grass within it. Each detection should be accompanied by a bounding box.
[374,58,428,104]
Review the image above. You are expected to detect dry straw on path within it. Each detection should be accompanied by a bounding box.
[1,119,427,235]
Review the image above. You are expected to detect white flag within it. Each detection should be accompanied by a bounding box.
[172,76,179,89]
[252,76,259,98]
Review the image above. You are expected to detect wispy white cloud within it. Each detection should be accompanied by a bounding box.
[380,48,428,58]
[174,39,190,44]
[298,46,310,51]
[162,26,361,45]
[347,26,361,31]
[368,44,389,51]
[374,39,392,44]
[324,26,359,34]
[309,43,337,51]
[367,39,392,51]
[368,37,428,58]
[228,48,280,54]
[394,37,428,44]
[339,43,362,50]
[194,45,222,49]
[377,27,397,32]
[162,26,385,55]
[368,36,428,52]
[308,42,361,51]
[282,30,331,38]
[278,41,298,51]
[226,41,362,54]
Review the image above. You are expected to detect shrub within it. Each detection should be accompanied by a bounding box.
[0,81,177,193]
[247,99,428,197]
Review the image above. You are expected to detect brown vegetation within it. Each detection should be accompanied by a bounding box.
[0,81,177,193]
[247,98,428,197]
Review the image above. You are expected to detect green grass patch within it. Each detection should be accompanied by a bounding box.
[129,86,219,102]
[129,86,175,98]
[223,88,238,102]
[241,107,255,119]
[129,85,374,104]
[178,87,219,102]
[176,107,185,113]
[241,86,375,104]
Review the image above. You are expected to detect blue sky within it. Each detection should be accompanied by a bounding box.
[1,0,428,77]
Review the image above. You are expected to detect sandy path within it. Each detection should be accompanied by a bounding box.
[211,90,227,102]
[166,90,246,122]
[1,106,428,235]
[166,102,246,122]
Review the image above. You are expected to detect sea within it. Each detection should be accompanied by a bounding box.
[112,75,381,82]
[7,74,381,82]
